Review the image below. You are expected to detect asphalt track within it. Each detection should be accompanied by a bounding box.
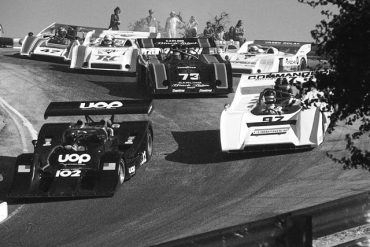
[0,49,369,247]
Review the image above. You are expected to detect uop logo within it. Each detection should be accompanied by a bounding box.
[80,101,123,110]
[58,154,91,164]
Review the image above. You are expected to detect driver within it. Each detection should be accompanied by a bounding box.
[51,26,71,45]
[263,89,282,114]
[101,34,114,47]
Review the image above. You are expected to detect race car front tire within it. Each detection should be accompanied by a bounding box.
[118,158,126,184]
[145,130,153,162]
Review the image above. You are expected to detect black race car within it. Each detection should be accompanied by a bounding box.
[136,38,233,95]
[8,100,153,198]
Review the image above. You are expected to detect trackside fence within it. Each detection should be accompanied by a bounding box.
[154,192,370,247]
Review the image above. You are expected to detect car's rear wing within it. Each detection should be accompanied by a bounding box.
[253,40,311,55]
[137,38,216,49]
[44,100,153,119]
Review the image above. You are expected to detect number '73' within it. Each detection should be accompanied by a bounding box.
[179,73,200,81]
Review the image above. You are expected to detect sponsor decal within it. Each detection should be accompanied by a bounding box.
[124,136,136,144]
[128,166,135,174]
[18,165,31,173]
[199,89,212,92]
[58,154,91,164]
[177,66,196,69]
[55,169,81,177]
[156,39,198,46]
[252,127,290,136]
[103,162,116,170]
[247,71,314,80]
[80,101,123,110]
[172,89,185,92]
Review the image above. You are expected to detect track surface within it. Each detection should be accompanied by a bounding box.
[0,49,369,247]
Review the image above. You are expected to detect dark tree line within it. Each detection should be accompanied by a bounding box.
[299,0,370,169]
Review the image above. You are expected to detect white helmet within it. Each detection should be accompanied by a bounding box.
[102,34,114,46]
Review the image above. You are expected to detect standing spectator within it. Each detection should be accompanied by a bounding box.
[215,26,225,41]
[224,26,235,41]
[109,7,121,30]
[234,20,245,44]
[185,16,199,37]
[0,24,3,37]
[165,11,183,38]
[145,9,158,33]
[203,21,215,40]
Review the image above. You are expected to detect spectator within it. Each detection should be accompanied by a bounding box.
[0,24,3,38]
[224,26,235,41]
[109,7,121,30]
[145,9,158,32]
[203,21,215,40]
[215,26,225,41]
[234,20,245,44]
[185,16,198,38]
[165,11,183,38]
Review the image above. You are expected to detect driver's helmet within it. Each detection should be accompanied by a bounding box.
[102,34,114,46]
[63,130,78,145]
[57,27,67,38]
[248,45,258,52]
[263,89,276,104]
[172,50,181,60]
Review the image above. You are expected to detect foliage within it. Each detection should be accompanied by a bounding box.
[299,0,370,168]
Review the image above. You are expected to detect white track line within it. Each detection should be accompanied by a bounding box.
[0,96,38,223]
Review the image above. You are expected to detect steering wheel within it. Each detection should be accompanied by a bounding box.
[262,108,279,115]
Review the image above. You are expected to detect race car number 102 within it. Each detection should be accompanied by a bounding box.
[179,73,200,81]
[55,169,81,177]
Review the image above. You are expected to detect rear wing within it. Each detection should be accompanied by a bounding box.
[253,40,311,55]
[44,100,153,119]
[137,38,216,49]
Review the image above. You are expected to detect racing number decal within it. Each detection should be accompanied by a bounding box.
[179,73,200,81]
[55,169,81,177]
[263,116,284,122]
[96,55,118,61]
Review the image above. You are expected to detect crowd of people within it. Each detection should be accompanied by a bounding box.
[107,7,246,43]
[259,76,333,115]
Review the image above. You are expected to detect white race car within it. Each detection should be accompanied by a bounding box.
[220,71,331,152]
[19,23,104,61]
[221,40,311,74]
[70,30,159,72]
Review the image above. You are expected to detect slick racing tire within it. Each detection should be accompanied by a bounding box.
[145,130,153,163]
[299,58,307,70]
[118,158,126,184]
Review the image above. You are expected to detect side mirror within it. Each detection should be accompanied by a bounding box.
[31,140,37,147]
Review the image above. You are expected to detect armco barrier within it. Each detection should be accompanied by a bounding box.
[155,192,370,247]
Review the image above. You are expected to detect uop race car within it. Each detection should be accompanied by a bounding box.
[220,40,311,74]
[20,22,105,61]
[136,38,233,95]
[8,99,153,198]
[220,71,332,152]
[70,30,159,72]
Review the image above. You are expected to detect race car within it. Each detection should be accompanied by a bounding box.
[220,71,332,152]
[136,38,233,95]
[70,30,159,72]
[19,22,105,61]
[8,99,153,198]
[220,40,311,74]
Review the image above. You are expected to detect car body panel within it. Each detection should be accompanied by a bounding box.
[70,30,159,72]
[219,40,311,74]
[137,38,233,95]
[8,100,153,198]
[20,22,105,61]
[220,71,331,152]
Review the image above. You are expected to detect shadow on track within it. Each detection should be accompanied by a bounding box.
[165,130,312,165]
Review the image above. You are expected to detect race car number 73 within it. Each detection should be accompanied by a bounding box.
[179,73,199,81]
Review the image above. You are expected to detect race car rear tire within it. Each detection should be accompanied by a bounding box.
[299,58,307,70]
[145,130,153,162]
[118,158,126,184]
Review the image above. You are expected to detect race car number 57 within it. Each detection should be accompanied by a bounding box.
[55,169,81,177]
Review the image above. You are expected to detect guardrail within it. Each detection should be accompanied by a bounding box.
[155,192,370,247]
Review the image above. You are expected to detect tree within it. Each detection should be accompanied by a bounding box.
[298,0,370,169]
